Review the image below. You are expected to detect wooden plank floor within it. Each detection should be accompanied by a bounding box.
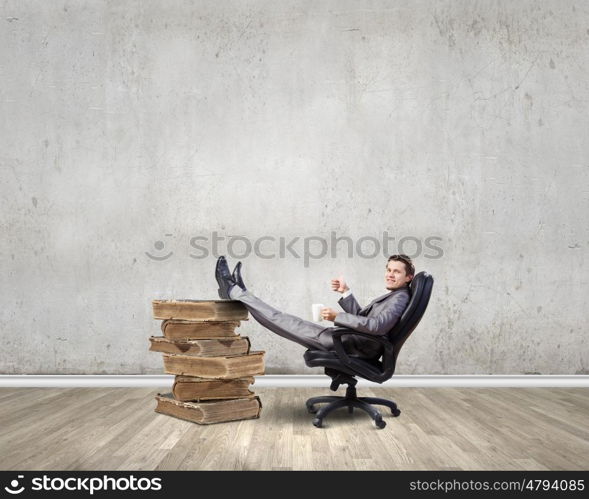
[1,387,588,470]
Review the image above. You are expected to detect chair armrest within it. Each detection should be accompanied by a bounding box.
[330,328,395,379]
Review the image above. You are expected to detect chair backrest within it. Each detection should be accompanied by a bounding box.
[387,271,434,367]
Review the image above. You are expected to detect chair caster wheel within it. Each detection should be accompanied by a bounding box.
[312,418,323,428]
[392,408,401,417]
[373,418,386,429]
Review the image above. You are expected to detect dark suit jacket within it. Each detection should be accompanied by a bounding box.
[329,286,410,358]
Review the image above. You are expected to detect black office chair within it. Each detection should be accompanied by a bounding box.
[303,271,434,428]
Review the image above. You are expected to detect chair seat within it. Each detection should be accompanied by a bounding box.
[304,349,384,380]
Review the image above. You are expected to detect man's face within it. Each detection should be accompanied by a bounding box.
[385,260,412,290]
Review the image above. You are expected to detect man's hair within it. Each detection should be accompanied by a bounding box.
[387,254,415,279]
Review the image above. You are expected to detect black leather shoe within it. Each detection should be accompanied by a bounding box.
[232,261,246,291]
[215,256,237,299]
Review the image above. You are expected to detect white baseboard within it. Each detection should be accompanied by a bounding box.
[0,375,588,388]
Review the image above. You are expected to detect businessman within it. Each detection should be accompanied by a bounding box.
[215,255,414,359]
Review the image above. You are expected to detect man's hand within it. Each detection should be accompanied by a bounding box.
[321,307,339,322]
[331,276,349,294]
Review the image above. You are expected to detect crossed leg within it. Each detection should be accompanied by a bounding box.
[228,286,335,351]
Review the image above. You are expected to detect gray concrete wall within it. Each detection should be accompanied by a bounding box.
[1,0,587,375]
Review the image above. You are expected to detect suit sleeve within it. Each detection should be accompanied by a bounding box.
[338,293,362,315]
[334,292,409,336]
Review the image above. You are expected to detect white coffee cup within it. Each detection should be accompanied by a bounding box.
[312,303,325,322]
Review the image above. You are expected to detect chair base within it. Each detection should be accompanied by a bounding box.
[305,371,400,429]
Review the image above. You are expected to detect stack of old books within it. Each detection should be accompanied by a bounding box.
[150,299,264,424]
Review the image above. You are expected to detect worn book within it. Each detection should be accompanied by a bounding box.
[160,319,241,340]
[149,336,251,357]
[155,393,262,424]
[162,351,265,379]
[172,376,255,401]
[152,299,248,321]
